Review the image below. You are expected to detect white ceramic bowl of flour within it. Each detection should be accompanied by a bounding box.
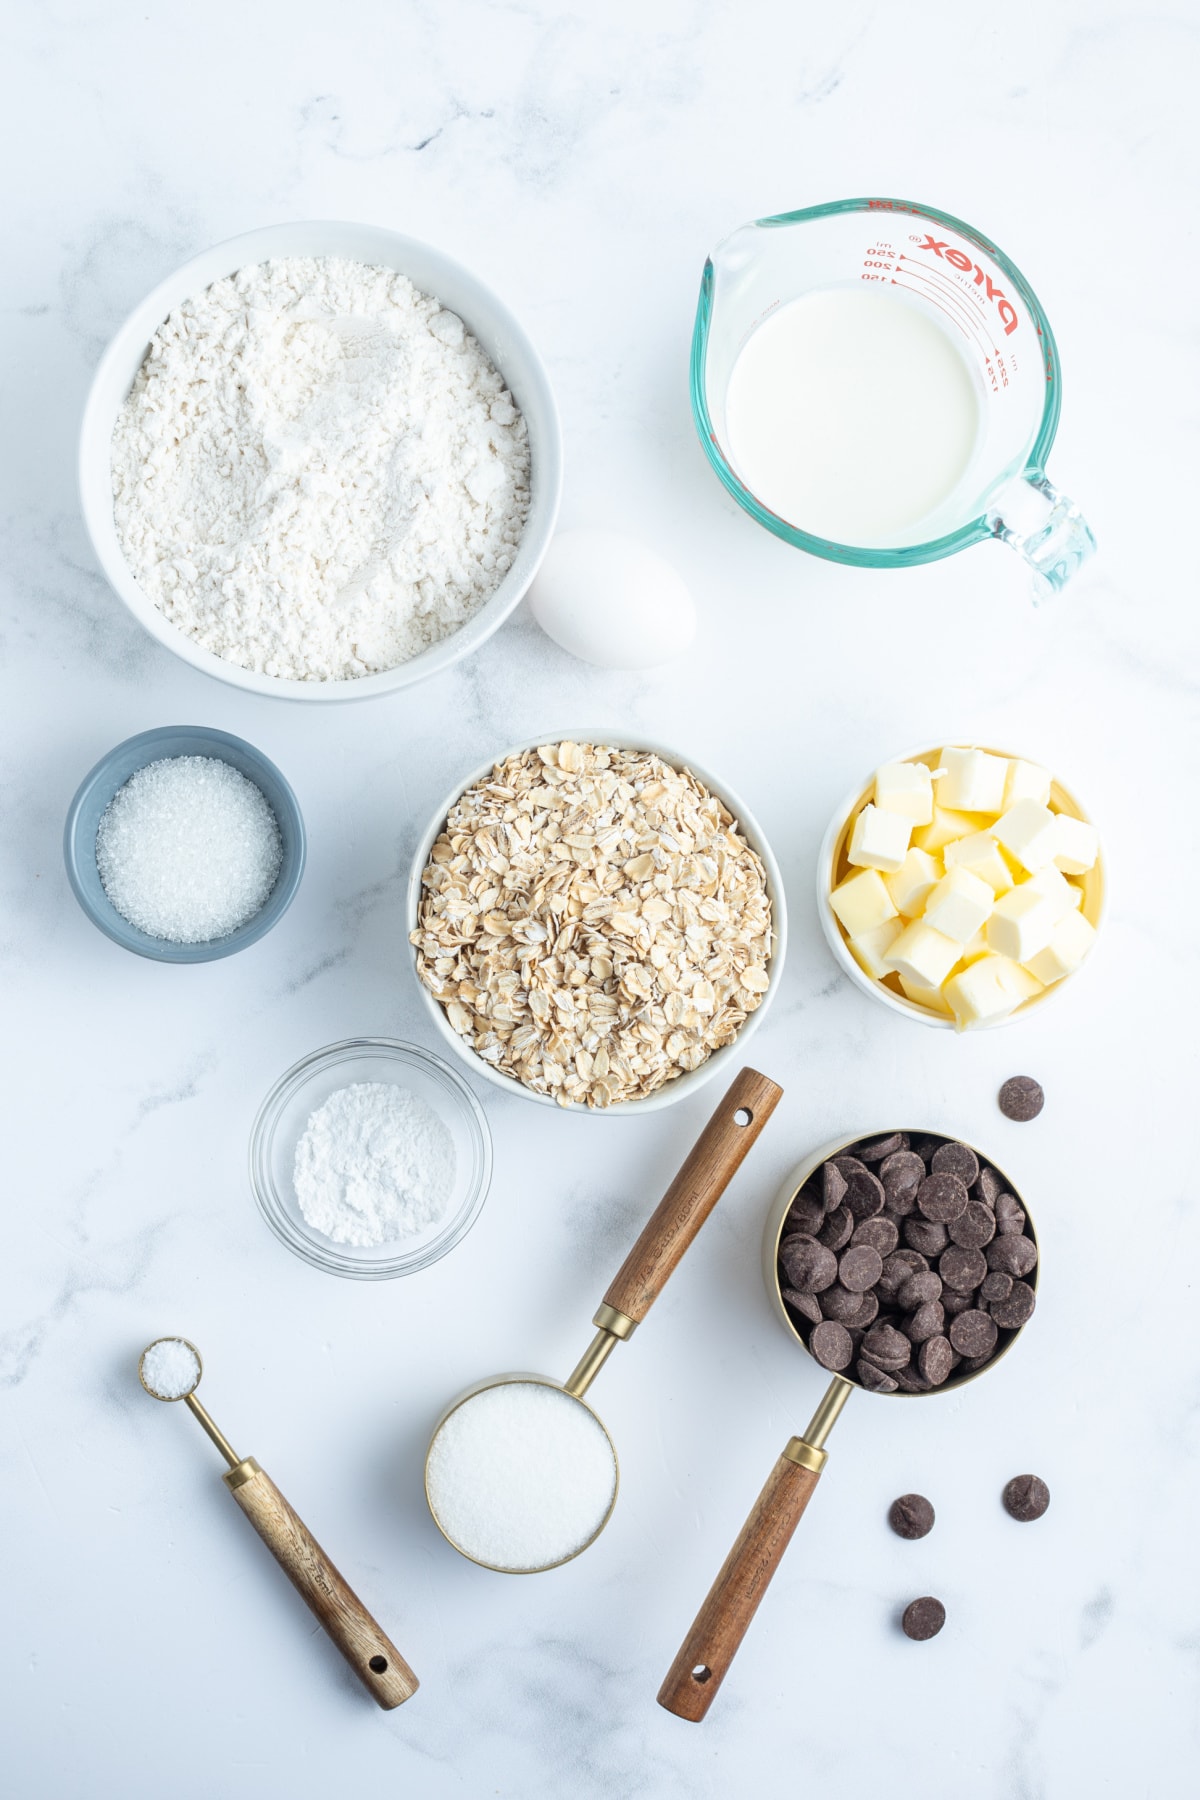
[79,221,562,702]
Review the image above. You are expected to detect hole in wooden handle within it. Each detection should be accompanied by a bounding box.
[368,1655,388,1674]
[733,1107,753,1127]
[691,1664,712,1682]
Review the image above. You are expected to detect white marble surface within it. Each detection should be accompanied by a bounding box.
[3,2,1197,1794]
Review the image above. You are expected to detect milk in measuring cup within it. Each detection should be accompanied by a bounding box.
[724,287,981,548]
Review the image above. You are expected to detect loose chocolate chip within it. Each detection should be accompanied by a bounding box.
[781,1286,824,1325]
[1002,1474,1050,1521]
[880,1149,926,1199]
[779,1234,839,1293]
[940,1289,975,1316]
[980,1270,1013,1304]
[974,1166,1003,1206]
[861,1323,911,1371]
[842,1166,886,1220]
[999,1076,1044,1122]
[851,1216,900,1257]
[948,1309,999,1358]
[839,1245,884,1293]
[904,1217,949,1257]
[906,1300,945,1344]
[785,1191,826,1236]
[939,1244,988,1293]
[889,1494,935,1539]
[856,1359,899,1393]
[818,1204,855,1252]
[985,1234,1038,1278]
[931,1141,980,1186]
[856,1132,908,1162]
[810,1320,854,1371]
[917,1171,969,1224]
[902,1596,946,1640]
[822,1161,848,1212]
[820,1282,868,1323]
[990,1279,1036,1329]
[918,1334,954,1385]
[949,1200,996,1249]
[897,1270,942,1309]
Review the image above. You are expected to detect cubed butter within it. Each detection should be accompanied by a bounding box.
[830,868,897,938]
[922,866,995,944]
[1023,908,1097,985]
[943,829,1014,896]
[1024,864,1079,921]
[1003,758,1052,809]
[992,798,1060,873]
[985,865,1074,962]
[912,805,991,855]
[884,848,943,918]
[873,760,935,825]
[848,803,912,873]
[898,974,954,1016]
[885,920,962,989]
[1052,813,1099,875]
[848,918,905,981]
[944,955,1043,1030]
[936,747,1010,814]
[958,928,991,965]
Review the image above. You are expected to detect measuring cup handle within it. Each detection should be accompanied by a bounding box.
[657,1447,822,1723]
[225,1460,418,1710]
[601,1066,783,1325]
[988,473,1096,597]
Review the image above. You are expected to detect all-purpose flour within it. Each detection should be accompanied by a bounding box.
[111,257,531,681]
[293,1082,456,1247]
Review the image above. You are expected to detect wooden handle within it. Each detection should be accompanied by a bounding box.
[227,1462,418,1710]
[657,1450,821,1722]
[603,1066,783,1324]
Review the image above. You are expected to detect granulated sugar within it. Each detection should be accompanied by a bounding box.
[140,1338,200,1399]
[425,1381,617,1570]
[293,1082,455,1248]
[96,756,282,943]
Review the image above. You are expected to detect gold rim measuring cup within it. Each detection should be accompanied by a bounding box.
[658,1128,1039,1721]
[424,1067,784,1572]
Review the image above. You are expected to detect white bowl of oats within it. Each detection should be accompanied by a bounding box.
[406,735,786,1112]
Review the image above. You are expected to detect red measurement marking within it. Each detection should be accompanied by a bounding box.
[892,266,998,366]
[898,256,1000,356]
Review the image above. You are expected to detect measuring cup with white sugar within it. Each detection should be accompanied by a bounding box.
[424,1068,783,1572]
[693,196,1095,594]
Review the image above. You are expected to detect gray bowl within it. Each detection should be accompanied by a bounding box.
[64,726,306,962]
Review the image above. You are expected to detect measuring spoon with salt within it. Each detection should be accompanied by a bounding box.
[138,1336,417,1708]
[423,1067,783,1573]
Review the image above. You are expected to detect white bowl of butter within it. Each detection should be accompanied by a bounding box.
[817,744,1105,1030]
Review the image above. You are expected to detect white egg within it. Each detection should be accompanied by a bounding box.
[527,529,696,669]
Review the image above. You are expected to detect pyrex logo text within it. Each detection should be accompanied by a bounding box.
[917,236,1019,336]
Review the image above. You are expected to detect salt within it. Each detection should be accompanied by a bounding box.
[96,756,282,943]
[140,1337,200,1399]
[293,1082,455,1248]
[425,1381,617,1570]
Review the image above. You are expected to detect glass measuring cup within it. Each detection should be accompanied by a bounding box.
[693,197,1095,594]
[657,1129,1039,1721]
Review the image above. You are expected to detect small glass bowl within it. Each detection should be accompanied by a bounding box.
[249,1038,492,1279]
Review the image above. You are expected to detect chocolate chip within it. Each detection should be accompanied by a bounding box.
[851,1217,899,1256]
[906,1300,945,1344]
[904,1217,949,1257]
[1002,1474,1050,1521]
[902,1596,946,1640]
[931,1141,980,1186]
[917,1172,969,1224]
[832,1155,870,1181]
[918,1334,954,1385]
[810,1320,854,1371]
[861,1323,911,1371]
[888,1494,935,1539]
[975,1166,1003,1206]
[781,1286,823,1326]
[995,1201,1028,1237]
[879,1249,928,1299]
[880,1149,926,1197]
[985,1234,1038,1278]
[892,1365,933,1392]
[839,1245,884,1293]
[979,1270,1013,1304]
[820,1283,868,1323]
[784,1191,826,1236]
[909,1136,943,1163]
[857,1359,898,1393]
[999,1076,1044,1122]
[949,1200,996,1249]
[990,1279,1036,1329]
[842,1166,886,1220]
[948,1309,999,1358]
[856,1132,908,1162]
[779,1234,839,1293]
[959,1351,992,1372]
[940,1289,974,1317]
[897,1270,942,1309]
[822,1161,848,1212]
[939,1244,988,1293]
[818,1204,855,1251]
[847,1290,879,1330]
